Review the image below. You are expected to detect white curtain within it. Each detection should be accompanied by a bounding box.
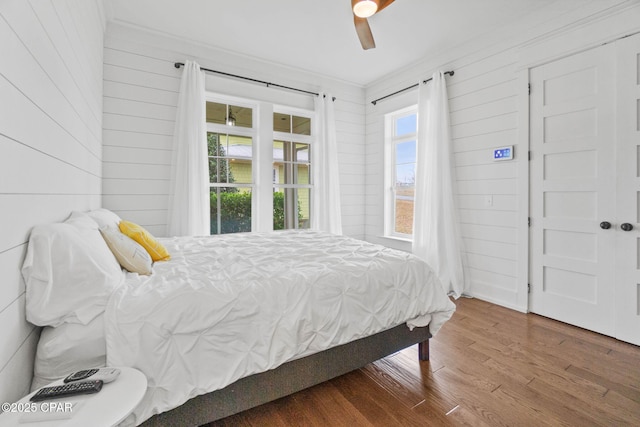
[311,94,342,235]
[412,71,466,297]
[167,61,210,237]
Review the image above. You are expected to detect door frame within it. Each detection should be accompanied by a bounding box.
[515,20,640,313]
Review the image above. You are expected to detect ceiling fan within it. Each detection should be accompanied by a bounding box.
[352,0,396,50]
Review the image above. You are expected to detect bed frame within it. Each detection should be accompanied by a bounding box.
[140,324,431,426]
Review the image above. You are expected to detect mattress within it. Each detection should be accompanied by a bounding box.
[104,230,455,425]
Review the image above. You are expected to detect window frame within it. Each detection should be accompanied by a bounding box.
[205,94,258,234]
[203,94,315,234]
[272,105,314,230]
[384,105,418,240]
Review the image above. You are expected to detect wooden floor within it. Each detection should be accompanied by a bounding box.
[207,297,640,426]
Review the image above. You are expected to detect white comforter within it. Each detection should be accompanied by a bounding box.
[105,231,455,425]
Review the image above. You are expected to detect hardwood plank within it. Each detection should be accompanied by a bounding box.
[205,297,640,426]
[331,370,431,426]
[565,364,640,403]
[602,388,640,424]
[526,377,632,426]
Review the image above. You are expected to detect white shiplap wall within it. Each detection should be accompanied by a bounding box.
[0,0,105,404]
[103,23,366,239]
[364,0,640,311]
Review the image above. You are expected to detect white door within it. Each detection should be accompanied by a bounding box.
[529,44,618,336]
[530,33,640,345]
[615,33,640,345]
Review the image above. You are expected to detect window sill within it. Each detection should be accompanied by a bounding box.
[381,234,413,243]
[372,235,413,253]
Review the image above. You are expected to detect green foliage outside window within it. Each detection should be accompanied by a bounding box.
[210,191,301,234]
[210,191,250,234]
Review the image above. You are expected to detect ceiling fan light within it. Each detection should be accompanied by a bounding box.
[353,0,378,18]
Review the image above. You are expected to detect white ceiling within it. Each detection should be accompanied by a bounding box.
[107,0,580,86]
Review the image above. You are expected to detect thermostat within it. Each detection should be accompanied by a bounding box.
[493,146,513,161]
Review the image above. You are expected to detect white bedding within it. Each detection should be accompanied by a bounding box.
[105,230,456,425]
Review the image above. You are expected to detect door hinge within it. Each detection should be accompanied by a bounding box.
[528,83,531,95]
[528,217,531,227]
[528,283,531,293]
[528,151,531,161]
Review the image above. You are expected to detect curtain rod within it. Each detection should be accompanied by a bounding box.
[370,71,454,106]
[174,62,335,101]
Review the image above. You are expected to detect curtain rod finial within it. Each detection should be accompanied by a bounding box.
[174,62,182,69]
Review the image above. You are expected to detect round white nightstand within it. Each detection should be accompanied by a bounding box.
[0,367,146,427]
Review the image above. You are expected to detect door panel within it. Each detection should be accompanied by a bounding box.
[615,33,640,345]
[529,44,617,336]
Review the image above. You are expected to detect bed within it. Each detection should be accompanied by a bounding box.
[23,209,456,426]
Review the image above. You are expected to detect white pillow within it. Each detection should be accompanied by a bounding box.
[100,227,153,275]
[87,208,121,229]
[31,314,107,391]
[22,211,125,327]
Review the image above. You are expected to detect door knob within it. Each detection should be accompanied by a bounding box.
[600,221,611,230]
[621,223,634,231]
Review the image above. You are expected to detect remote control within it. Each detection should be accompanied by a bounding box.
[30,380,103,401]
[64,368,121,384]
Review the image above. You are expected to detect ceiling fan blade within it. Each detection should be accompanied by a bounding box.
[376,0,395,13]
[354,16,376,50]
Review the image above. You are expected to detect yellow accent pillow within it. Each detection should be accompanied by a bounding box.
[118,220,171,262]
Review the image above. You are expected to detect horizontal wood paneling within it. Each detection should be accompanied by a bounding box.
[0,135,101,196]
[0,0,104,405]
[103,97,177,121]
[103,80,179,106]
[103,178,169,195]
[103,23,366,239]
[103,162,171,180]
[0,245,27,321]
[363,43,522,307]
[0,74,102,173]
[0,329,39,404]
[103,129,173,150]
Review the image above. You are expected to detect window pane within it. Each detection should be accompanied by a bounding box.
[273,140,289,184]
[273,111,313,230]
[210,187,252,235]
[273,140,285,162]
[294,143,309,162]
[209,158,232,183]
[273,188,310,230]
[206,102,252,128]
[208,133,222,156]
[395,114,417,136]
[274,113,291,132]
[297,188,311,229]
[227,135,252,184]
[206,102,226,125]
[208,133,228,183]
[394,186,414,235]
[294,164,310,185]
[396,140,416,165]
[229,105,252,128]
[292,115,311,135]
[273,188,286,230]
[395,163,415,186]
[209,133,252,185]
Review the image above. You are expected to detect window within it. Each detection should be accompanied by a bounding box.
[206,101,255,235]
[205,97,314,234]
[273,111,312,230]
[385,106,417,239]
